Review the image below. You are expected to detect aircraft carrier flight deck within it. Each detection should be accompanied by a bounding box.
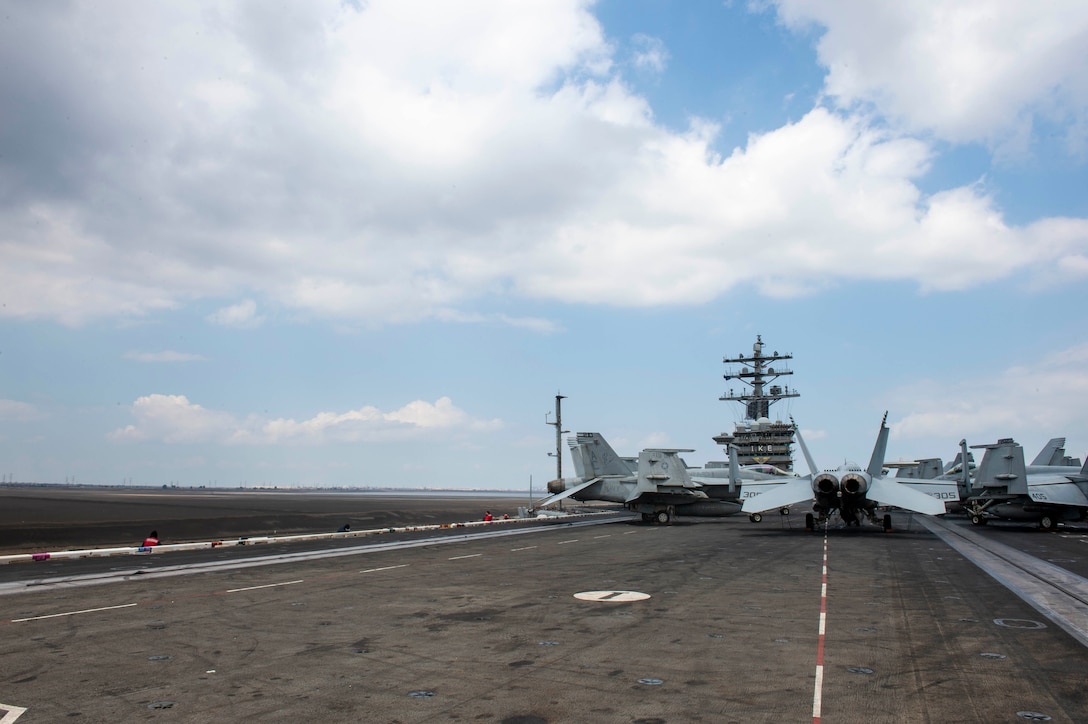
[2,509,1087,723]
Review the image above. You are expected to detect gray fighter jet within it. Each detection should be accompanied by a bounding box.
[965,437,1088,529]
[740,414,947,531]
[891,437,1084,516]
[885,441,973,513]
[538,432,781,524]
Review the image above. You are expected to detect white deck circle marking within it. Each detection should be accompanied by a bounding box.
[574,590,650,602]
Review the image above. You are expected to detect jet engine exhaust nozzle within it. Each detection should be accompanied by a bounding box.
[813,473,839,495]
[546,479,566,495]
[840,473,870,496]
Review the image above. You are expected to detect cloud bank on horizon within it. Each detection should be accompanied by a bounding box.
[1,0,1086,485]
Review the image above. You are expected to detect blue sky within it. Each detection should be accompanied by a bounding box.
[2,0,1086,489]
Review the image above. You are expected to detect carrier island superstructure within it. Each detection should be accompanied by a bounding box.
[712,335,799,472]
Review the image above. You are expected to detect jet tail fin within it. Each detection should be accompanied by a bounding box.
[1032,437,1067,466]
[957,439,971,494]
[912,458,944,479]
[569,433,633,477]
[569,442,589,479]
[630,449,697,499]
[791,417,819,477]
[866,412,890,478]
[727,444,741,493]
[971,438,1028,494]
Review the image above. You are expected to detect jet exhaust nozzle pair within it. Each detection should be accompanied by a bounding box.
[812,472,870,496]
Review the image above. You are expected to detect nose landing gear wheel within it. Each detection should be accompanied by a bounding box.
[749,512,762,523]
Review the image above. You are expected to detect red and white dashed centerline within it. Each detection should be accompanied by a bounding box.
[812,531,829,723]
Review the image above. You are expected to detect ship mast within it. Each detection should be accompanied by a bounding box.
[713,335,800,471]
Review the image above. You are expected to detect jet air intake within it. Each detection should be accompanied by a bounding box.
[840,472,870,495]
[813,473,839,495]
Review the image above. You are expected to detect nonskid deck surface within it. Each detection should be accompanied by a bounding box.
[2,512,1088,722]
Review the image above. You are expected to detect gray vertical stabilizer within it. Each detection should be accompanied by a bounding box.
[957,439,972,497]
[727,444,741,493]
[791,417,819,476]
[893,458,945,479]
[1032,438,1067,466]
[972,438,1028,494]
[866,412,891,479]
[570,433,633,477]
[633,449,696,498]
[568,441,589,479]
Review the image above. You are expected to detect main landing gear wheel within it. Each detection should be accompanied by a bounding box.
[1039,515,1055,530]
[970,514,987,526]
[805,513,814,531]
[749,513,762,523]
[655,510,671,525]
[779,507,790,516]
[882,514,893,533]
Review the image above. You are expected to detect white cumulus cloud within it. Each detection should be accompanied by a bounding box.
[0,0,1084,329]
[110,394,502,445]
[890,343,1088,454]
[771,0,1088,150]
[0,399,43,421]
[206,299,265,329]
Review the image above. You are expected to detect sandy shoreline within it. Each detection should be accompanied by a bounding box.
[0,485,542,553]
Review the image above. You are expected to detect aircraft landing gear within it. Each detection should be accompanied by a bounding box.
[882,513,893,533]
[749,512,762,523]
[779,507,790,516]
[655,509,671,525]
[1040,515,1055,530]
[970,514,987,526]
[805,513,815,531]
[641,513,654,523]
